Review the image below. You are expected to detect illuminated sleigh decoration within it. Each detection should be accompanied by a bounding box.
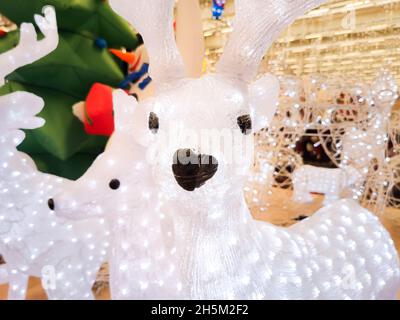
[0,7,109,300]
[250,70,398,214]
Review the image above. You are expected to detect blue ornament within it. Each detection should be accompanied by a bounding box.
[119,63,150,89]
[138,76,152,90]
[212,0,225,20]
[95,37,108,49]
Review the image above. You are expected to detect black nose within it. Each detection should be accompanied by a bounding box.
[48,198,55,211]
[172,149,218,191]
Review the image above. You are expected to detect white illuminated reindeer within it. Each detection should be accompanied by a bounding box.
[103,0,398,299]
[0,7,109,300]
[53,0,400,299]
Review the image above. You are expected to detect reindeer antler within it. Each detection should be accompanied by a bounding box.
[0,6,58,86]
[217,0,328,83]
[109,0,186,89]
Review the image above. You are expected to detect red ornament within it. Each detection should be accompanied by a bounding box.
[0,28,7,38]
[84,83,114,136]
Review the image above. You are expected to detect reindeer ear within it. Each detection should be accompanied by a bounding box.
[112,90,137,133]
[249,74,280,131]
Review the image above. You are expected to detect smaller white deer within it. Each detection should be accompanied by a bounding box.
[292,165,363,205]
[0,7,109,300]
[52,91,182,300]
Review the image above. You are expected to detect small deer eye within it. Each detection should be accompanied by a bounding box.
[237,115,252,135]
[130,93,139,101]
[109,179,120,190]
[149,112,159,134]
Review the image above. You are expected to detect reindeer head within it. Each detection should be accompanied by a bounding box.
[107,0,327,206]
[371,69,399,115]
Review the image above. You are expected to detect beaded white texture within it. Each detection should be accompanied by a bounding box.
[0,7,110,300]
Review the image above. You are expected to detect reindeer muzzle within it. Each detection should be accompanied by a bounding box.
[172,149,218,191]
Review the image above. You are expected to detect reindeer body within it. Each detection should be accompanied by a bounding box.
[170,189,399,299]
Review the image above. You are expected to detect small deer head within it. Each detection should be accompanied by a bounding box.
[50,91,156,219]
[108,0,327,204]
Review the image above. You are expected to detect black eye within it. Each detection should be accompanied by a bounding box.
[109,179,120,190]
[149,112,159,134]
[237,115,252,135]
[130,93,139,101]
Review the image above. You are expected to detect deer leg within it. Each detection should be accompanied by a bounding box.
[7,269,28,300]
[45,262,97,300]
[293,177,313,203]
[0,264,8,285]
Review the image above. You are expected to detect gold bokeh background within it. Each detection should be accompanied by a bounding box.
[201,0,400,83]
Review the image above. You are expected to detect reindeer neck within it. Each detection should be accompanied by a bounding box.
[173,189,253,240]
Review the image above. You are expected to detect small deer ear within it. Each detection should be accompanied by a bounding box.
[112,89,138,133]
[249,74,280,132]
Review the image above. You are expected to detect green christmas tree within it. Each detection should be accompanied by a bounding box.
[0,0,138,179]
